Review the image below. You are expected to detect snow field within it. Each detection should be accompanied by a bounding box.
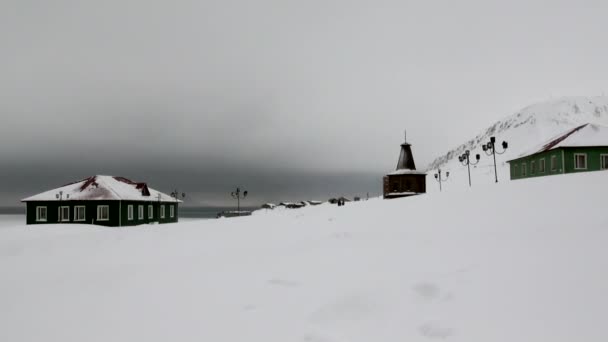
[1,171,607,341]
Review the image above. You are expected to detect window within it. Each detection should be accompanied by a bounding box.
[551,155,557,171]
[138,205,144,220]
[574,153,587,170]
[601,154,608,170]
[161,205,165,219]
[521,162,527,176]
[36,207,47,222]
[540,158,547,173]
[59,206,70,222]
[148,205,153,219]
[97,205,109,221]
[170,205,175,218]
[128,205,134,220]
[74,206,86,221]
[530,161,535,175]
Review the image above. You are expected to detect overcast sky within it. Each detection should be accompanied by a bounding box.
[1,0,607,206]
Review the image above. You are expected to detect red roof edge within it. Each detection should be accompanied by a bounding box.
[537,123,589,153]
[78,176,99,192]
[114,176,151,196]
[113,176,136,185]
[137,183,151,196]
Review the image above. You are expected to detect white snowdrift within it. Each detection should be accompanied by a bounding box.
[1,171,608,342]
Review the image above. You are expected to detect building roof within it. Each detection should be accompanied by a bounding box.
[510,123,608,161]
[387,169,427,176]
[21,175,182,203]
[395,142,417,171]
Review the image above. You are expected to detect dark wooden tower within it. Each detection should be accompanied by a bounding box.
[383,131,427,199]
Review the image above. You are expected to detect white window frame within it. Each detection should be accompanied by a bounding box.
[574,153,587,170]
[148,205,153,219]
[170,205,175,218]
[539,158,545,173]
[138,205,144,220]
[59,206,70,222]
[74,206,86,222]
[161,205,165,219]
[551,155,557,171]
[530,160,535,175]
[521,162,527,176]
[97,205,110,221]
[128,205,134,221]
[601,154,608,170]
[36,206,47,222]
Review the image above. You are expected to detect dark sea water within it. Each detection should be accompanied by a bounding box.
[0,206,258,219]
[179,207,258,219]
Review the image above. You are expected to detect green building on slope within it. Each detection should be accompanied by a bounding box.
[507,123,608,180]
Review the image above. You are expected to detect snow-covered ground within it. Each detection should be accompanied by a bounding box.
[0,214,24,229]
[1,171,607,341]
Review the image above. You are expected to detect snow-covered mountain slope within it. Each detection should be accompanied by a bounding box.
[1,171,608,341]
[425,96,608,190]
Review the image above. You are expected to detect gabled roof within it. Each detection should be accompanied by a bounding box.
[21,175,182,203]
[510,123,608,161]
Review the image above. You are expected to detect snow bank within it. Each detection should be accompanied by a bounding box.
[1,171,608,341]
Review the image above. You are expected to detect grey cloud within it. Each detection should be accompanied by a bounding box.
[1,0,607,205]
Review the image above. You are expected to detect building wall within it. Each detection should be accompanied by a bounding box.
[25,201,179,227]
[510,147,608,180]
[509,149,564,180]
[26,201,121,226]
[383,174,426,197]
[563,147,608,174]
[119,201,179,226]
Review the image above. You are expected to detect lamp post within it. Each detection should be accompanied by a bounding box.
[169,190,185,221]
[231,187,248,216]
[482,137,508,183]
[458,150,481,187]
[170,190,186,203]
[433,169,449,192]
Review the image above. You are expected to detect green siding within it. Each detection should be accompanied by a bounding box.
[509,147,608,180]
[119,201,179,226]
[509,149,564,180]
[563,147,608,174]
[25,200,179,227]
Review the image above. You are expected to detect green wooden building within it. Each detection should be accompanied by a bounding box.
[508,123,608,180]
[21,175,182,227]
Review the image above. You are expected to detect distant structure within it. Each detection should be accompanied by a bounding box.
[507,123,608,180]
[383,131,427,199]
[21,175,182,227]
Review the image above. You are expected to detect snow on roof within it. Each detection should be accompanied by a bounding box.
[21,175,183,203]
[511,123,608,161]
[387,169,427,176]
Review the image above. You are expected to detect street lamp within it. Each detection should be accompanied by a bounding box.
[170,190,186,203]
[231,187,248,216]
[459,150,481,187]
[433,169,449,192]
[482,136,508,183]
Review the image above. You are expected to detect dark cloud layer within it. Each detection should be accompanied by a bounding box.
[1,0,607,206]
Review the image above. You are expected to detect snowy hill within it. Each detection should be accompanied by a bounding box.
[425,96,608,190]
[1,171,608,341]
